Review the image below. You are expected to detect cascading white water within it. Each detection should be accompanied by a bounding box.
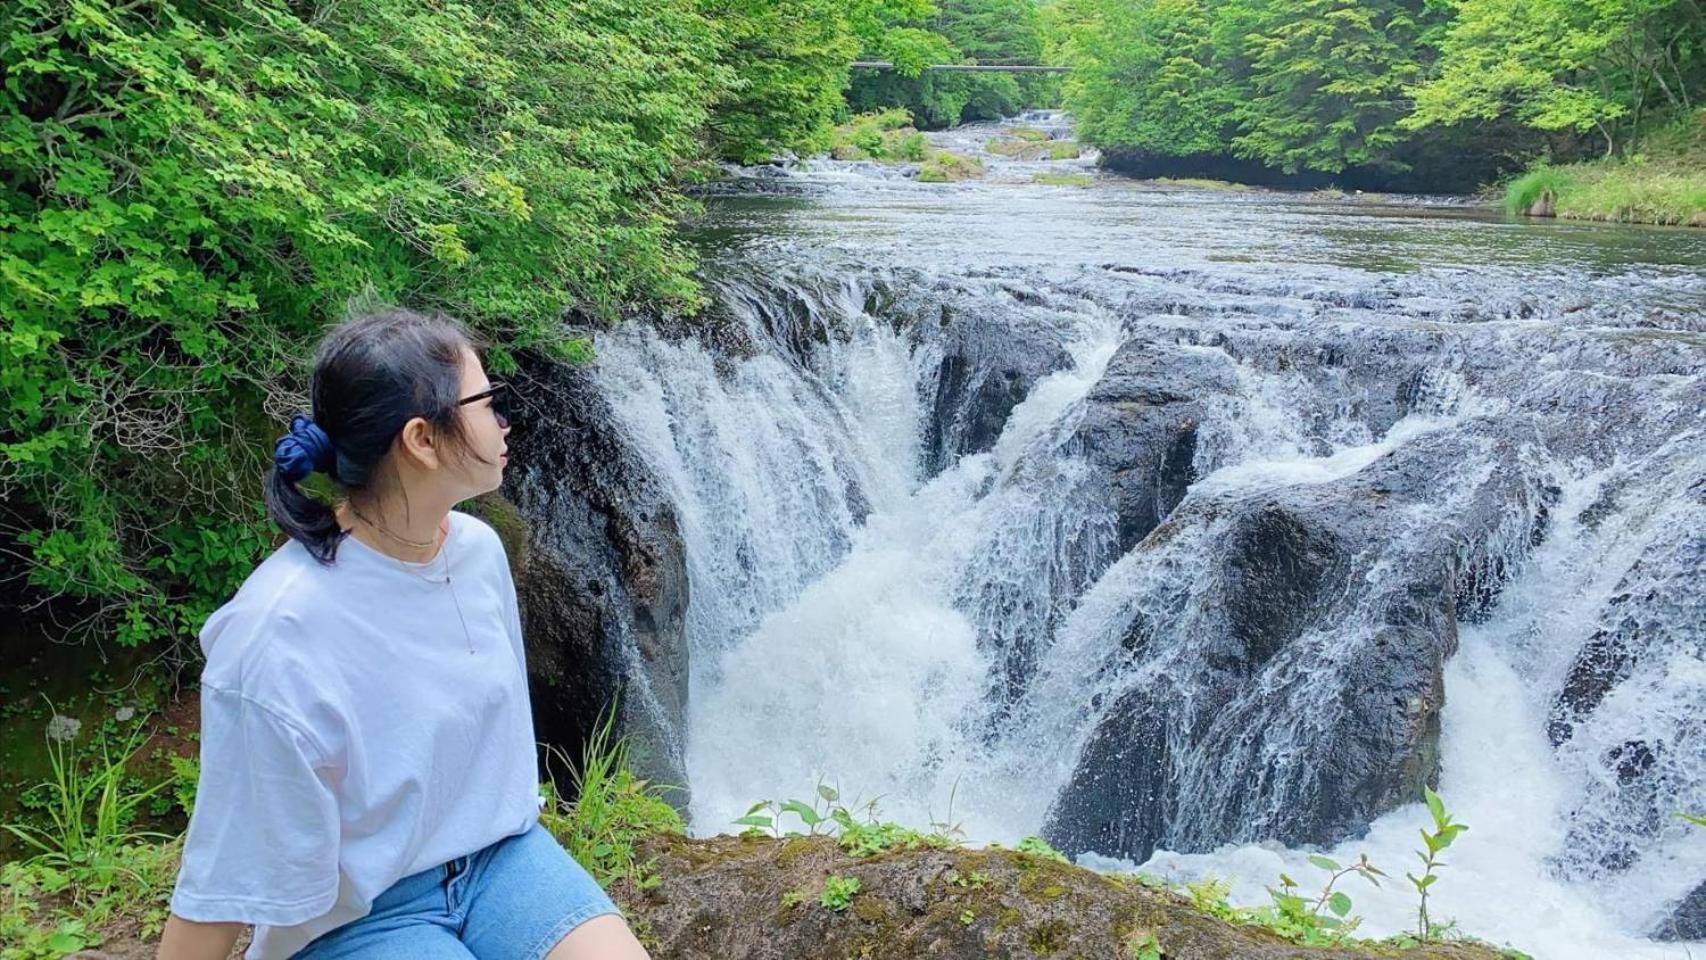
[573,116,1706,959]
[1124,439,1706,959]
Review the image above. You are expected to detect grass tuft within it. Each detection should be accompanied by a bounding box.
[539,708,685,891]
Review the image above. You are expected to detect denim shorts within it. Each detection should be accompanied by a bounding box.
[294,821,619,959]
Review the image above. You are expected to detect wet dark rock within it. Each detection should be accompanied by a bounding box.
[1068,341,1236,551]
[1548,622,1639,746]
[1548,514,1705,884]
[503,354,691,795]
[1046,426,1546,862]
[1653,880,1706,941]
[920,304,1073,476]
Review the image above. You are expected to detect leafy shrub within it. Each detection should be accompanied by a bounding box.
[2,0,727,647]
[830,110,930,162]
[919,151,986,182]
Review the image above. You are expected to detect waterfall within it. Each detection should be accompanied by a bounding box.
[547,123,1706,958]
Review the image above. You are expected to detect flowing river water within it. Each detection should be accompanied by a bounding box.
[569,114,1706,959]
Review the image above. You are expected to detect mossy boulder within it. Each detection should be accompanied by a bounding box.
[612,834,1519,960]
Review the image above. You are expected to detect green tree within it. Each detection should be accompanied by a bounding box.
[849,0,1056,129]
[701,0,862,162]
[1233,0,1438,173]
[2,0,724,647]
[1406,0,1705,155]
[1048,0,1240,156]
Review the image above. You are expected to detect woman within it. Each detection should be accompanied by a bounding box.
[158,309,650,960]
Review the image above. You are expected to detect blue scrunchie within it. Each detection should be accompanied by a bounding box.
[274,415,335,483]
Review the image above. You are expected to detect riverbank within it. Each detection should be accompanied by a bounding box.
[1506,162,1706,227]
[1,753,1533,960]
[1505,111,1705,227]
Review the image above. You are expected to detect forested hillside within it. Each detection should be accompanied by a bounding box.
[1047,0,1705,194]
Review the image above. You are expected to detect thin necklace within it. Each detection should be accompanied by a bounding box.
[347,513,475,656]
[348,501,441,550]
[444,537,476,656]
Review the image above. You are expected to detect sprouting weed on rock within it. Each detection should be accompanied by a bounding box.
[820,874,861,912]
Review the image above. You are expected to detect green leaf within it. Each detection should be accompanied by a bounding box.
[780,799,821,826]
[1424,786,1446,825]
[1328,891,1353,917]
[1307,855,1340,872]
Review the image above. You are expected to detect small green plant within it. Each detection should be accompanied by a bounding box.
[959,908,976,926]
[829,110,930,163]
[820,874,862,912]
[1407,786,1468,941]
[1127,927,1164,960]
[918,151,986,183]
[1183,876,1236,921]
[1015,835,1069,863]
[1,716,170,888]
[780,890,808,909]
[735,782,959,857]
[539,707,685,891]
[1256,852,1382,946]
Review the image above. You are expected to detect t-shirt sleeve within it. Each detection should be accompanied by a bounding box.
[169,684,341,926]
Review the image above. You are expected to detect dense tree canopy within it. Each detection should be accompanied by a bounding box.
[0,0,1047,651]
[848,0,1058,128]
[1050,0,1704,181]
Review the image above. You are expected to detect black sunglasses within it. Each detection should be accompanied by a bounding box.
[457,383,511,430]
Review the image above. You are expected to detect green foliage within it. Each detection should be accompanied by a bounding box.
[830,110,932,161]
[819,873,863,911]
[1033,172,1093,187]
[1233,0,1436,173]
[1407,786,1468,941]
[847,0,1059,128]
[1505,166,1576,215]
[539,710,686,891]
[1051,0,1706,181]
[1015,835,1070,862]
[1250,852,1384,946]
[1503,110,1706,224]
[1684,812,1706,828]
[919,151,987,181]
[1047,0,1242,157]
[1405,0,1705,155]
[0,839,180,959]
[1,719,169,886]
[735,781,962,856]
[702,0,860,162]
[2,0,728,648]
[1126,927,1164,960]
[0,717,180,959]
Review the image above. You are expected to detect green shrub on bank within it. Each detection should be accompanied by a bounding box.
[920,151,987,182]
[1505,111,1706,225]
[830,111,931,162]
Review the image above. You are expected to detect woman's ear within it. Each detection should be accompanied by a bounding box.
[396,416,441,470]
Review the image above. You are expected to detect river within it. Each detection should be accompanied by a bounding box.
[568,113,1706,959]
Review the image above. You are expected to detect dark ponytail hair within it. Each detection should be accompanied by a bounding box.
[265,308,481,563]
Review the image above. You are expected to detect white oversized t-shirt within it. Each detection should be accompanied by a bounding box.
[170,511,544,959]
